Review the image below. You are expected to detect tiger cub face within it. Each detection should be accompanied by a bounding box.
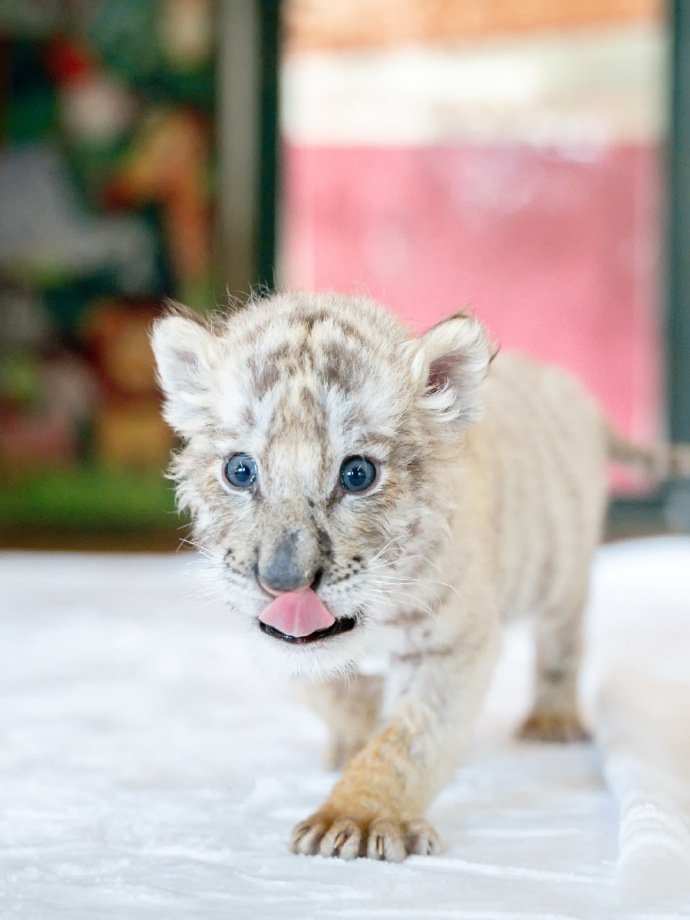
[152,293,490,676]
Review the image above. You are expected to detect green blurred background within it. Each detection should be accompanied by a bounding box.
[0,0,216,548]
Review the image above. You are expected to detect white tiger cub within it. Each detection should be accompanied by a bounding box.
[152,292,689,862]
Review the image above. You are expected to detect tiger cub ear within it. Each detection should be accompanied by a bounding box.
[151,307,221,438]
[407,312,494,428]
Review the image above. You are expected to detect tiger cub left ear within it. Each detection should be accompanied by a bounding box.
[150,306,222,438]
[407,312,494,428]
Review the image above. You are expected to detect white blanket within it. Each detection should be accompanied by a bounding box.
[1,538,688,919]
[587,540,690,914]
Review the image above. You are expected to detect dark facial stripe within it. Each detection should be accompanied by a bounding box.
[391,643,456,664]
[380,610,429,627]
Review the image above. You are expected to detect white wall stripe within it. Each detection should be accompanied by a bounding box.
[282,24,666,146]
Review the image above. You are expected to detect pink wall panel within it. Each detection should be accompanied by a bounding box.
[283,143,663,445]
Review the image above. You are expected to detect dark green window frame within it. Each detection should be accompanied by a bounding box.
[217,0,279,299]
[610,0,690,537]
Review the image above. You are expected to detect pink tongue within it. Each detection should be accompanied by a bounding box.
[259,589,335,638]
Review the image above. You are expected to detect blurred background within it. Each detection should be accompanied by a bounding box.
[0,0,687,550]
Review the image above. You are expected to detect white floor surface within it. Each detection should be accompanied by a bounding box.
[1,538,689,920]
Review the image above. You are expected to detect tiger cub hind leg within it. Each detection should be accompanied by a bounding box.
[519,595,590,743]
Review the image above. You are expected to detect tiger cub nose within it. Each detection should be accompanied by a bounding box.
[258,537,323,594]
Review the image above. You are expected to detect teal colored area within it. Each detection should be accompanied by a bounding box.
[84,0,214,105]
[6,40,57,143]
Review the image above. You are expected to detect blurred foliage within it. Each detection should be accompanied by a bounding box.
[0,468,177,531]
[0,1,215,543]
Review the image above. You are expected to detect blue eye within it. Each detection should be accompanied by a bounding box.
[223,453,258,489]
[340,456,377,493]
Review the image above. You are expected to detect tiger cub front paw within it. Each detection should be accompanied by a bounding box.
[290,811,441,862]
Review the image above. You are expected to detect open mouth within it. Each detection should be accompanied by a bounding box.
[257,587,357,645]
[259,616,357,645]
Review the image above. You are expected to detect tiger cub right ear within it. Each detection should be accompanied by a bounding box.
[151,309,221,438]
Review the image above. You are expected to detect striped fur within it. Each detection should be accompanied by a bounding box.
[151,292,675,861]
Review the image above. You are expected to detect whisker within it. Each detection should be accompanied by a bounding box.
[368,534,406,566]
[363,582,437,618]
